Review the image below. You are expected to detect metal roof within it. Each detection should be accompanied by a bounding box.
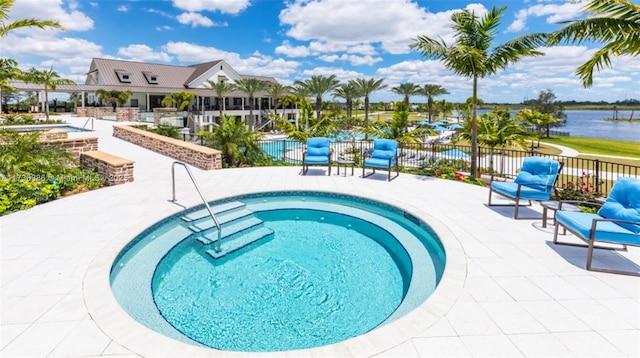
[9,58,280,97]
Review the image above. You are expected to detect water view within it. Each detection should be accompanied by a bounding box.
[562,110,638,142]
[476,109,639,141]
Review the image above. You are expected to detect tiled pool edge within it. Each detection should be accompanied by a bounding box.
[83,189,467,357]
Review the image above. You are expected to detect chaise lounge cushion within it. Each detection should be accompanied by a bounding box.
[364,139,397,168]
[304,138,330,164]
[489,181,553,201]
[556,211,640,246]
[597,177,640,233]
[513,157,560,193]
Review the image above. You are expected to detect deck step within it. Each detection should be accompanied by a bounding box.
[205,227,274,259]
[180,201,246,222]
[187,208,254,233]
[195,217,264,245]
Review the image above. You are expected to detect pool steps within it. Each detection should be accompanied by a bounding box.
[180,201,274,259]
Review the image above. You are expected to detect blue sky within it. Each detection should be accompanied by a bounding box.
[2,0,639,104]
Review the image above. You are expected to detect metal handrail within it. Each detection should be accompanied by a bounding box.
[81,116,94,131]
[171,161,222,252]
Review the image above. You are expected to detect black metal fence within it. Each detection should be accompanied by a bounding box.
[259,139,639,197]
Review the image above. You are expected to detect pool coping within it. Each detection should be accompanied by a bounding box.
[83,188,467,357]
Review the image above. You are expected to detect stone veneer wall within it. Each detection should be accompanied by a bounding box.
[80,151,134,186]
[77,107,139,122]
[42,137,99,161]
[153,108,177,126]
[115,107,139,122]
[38,129,68,141]
[113,125,222,170]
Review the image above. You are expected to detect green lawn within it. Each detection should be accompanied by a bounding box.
[541,137,640,159]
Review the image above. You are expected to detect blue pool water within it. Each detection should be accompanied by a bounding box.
[0,124,89,132]
[110,191,445,352]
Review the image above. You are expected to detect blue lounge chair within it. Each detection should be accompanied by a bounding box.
[302,137,332,176]
[488,156,563,219]
[553,177,640,276]
[362,139,399,181]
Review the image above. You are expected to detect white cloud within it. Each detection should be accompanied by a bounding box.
[147,8,172,18]
[117,5,128,12]
[176,12,215,28]
[275,41,311,57]
[118,44,173,62]
[297,67,364,84]
[172,0,250,14]
[506,1,585,33]
[0,34,101,59]
[279,0,474,57]
[156,25,174,31]
[8,0,94,32]
[318,53,382,66]
[162,41,301,80]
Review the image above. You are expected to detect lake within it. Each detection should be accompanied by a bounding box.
[474,109,639,142]
[562,110,639,142]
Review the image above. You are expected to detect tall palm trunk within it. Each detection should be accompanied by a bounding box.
[470,75,479,178]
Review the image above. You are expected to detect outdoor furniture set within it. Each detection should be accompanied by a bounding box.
[302,139,639,276]
[488,157,639,276]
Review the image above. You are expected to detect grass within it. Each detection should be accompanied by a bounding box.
[540,137,640,159]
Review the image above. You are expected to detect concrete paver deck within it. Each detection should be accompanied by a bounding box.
[1,116,638,357]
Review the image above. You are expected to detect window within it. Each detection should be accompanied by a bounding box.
[143,72,158,84]
[115,70,132,83]
[130,99,138,107]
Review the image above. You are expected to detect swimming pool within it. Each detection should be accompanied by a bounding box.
[0,124,90,132]
[110,191,445,352]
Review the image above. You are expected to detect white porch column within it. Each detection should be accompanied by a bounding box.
[146,93,150,112]
[81,91,85,108]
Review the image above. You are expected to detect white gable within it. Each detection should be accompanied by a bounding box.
[191,61,243,88]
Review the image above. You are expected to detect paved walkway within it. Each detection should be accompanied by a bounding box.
[1,117,639,357]
[542,142,579,157]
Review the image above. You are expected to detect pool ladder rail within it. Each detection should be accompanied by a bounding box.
[170,161,274,259]
[170,161,222,252]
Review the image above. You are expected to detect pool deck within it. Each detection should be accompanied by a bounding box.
[1,116,639,357]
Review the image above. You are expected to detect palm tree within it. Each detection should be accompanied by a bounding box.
[515,108,559,145]
[458,109,530,177]
[353,78,387,123]
[203,80,236,120]
[275,99,335,142]
[278,94,298,126]
[546,0,640,87]
[95,89,132,109]
[161,91,195,127]
[233,78,269,130]
[0,58,20,113]
[421,84,449,123]
[410,6,546,178]
[21,67,75,120]
[0,0,64,37]
[353,98,363,120]
[198,115,266,167]
[332,81,361,119]
[266,83,291,117]
[161,91,195,111]
[294,75,340,123]
[364,101,432,143]
[391,82,421,110]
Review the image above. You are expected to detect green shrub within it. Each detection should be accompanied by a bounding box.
[0,179,60,215]
[146,124,180,138]
[0,130,106,216]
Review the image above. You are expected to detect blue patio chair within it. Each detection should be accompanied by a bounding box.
[488,156,563,219]
[362,139,399,181]
[302,137,332,176]
[553,177,640,276]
